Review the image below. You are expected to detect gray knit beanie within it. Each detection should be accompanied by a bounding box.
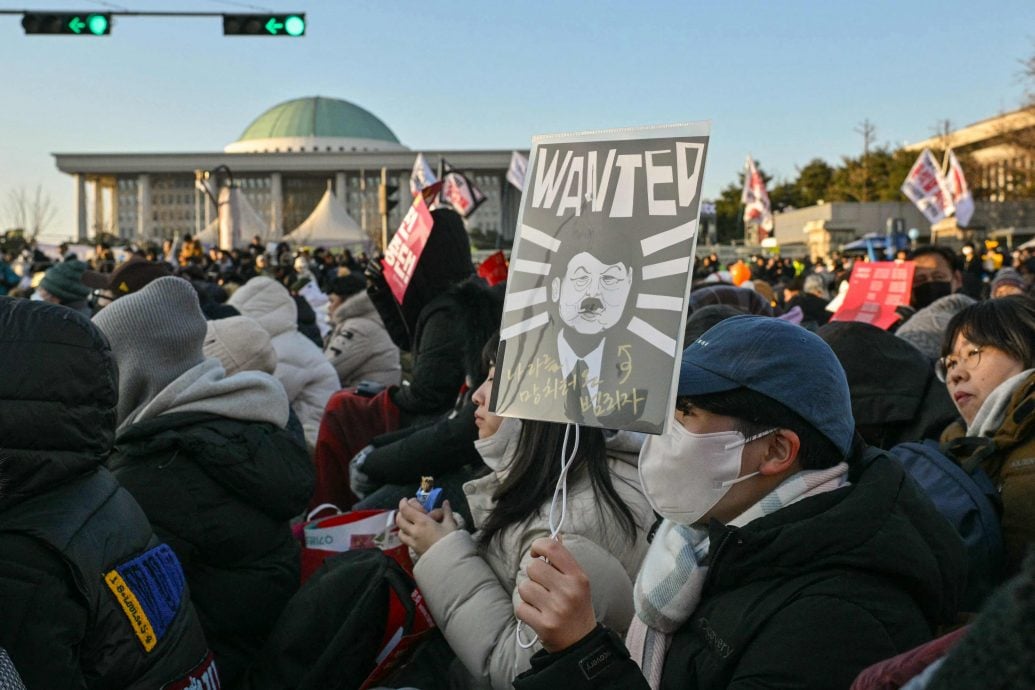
[896,293,977,360]
[203,315,277,376]
[40,259,91,303]
[991,268,1026,297]
[93,276,207,428]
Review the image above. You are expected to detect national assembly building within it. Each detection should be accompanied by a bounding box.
[53,95,522,248]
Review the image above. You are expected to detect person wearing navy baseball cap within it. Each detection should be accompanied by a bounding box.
[512,315,966,690]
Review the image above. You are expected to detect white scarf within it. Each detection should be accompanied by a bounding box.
[627,462,850,690]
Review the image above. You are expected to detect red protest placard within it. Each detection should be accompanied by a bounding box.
[382,193,434,304]
[477,250,508,286]
[831,261,915,330]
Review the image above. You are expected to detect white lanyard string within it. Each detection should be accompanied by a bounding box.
[516,422,580,649]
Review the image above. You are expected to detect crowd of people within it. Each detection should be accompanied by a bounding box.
[2,220,1035,689]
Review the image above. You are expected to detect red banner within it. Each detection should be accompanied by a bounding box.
[477,251,508,286]
[831,261,915,330]
[382,193,434,304]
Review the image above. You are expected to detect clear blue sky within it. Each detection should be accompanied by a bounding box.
[1,0,1033,241]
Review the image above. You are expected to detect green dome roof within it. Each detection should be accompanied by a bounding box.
[237,96,400,144]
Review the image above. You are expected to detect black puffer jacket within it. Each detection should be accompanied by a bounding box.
[363,279,503,480]
[0,298,212,690]
[514,450,966,690]
[107,410,314,686]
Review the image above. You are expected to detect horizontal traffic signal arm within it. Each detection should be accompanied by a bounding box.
[6,10,305,37]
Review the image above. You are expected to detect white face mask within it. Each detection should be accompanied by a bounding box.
[639,421,776,525]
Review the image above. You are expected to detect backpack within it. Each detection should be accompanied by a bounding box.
[886,439,1004,610]
[238,548,434,690]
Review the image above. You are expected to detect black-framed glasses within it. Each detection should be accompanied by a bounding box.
[936,347,983,383]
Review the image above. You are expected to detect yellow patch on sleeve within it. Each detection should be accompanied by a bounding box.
[104,569,157,652]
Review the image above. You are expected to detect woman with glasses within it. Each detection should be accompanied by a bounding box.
[939,295,1035,576]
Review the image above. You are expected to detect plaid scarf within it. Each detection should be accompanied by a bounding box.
[627,462,850,690]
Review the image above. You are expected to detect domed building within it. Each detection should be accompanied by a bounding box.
[55,96,521,247]
[224,96,408,154]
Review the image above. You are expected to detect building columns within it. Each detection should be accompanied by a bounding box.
[270,172,283,238]
[109,180,120,238]
[335,171,347,209]
[74,174,88,241]
[93,179,105,237]
[137,174,152,239]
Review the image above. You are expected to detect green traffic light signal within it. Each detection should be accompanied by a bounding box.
[86,14,109,35]
[284,15,305,36]
[223,13,305,37]
[22,12,111,35]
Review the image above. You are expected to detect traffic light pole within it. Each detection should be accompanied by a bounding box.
[380,167,389,252]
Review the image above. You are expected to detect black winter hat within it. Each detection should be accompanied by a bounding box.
[327,273,366,298]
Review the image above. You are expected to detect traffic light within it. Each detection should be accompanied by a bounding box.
[222,13,305,36]
[22,12,111,35]
[378,183,399,216]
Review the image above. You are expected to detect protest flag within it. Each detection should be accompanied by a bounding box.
[476,250,508,286]
[944,149,974,226]
[409,153,438,197]
[506,151,528,191]
[439,159,486,218]
[741,156,774,238]
[901,149,955,224]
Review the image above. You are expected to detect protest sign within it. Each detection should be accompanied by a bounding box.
[831,261,915,330]
[489,122,710,435]
[382,192,434,304]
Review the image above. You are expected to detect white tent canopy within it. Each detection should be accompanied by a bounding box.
[282,188,368,248]
[196,187,272,247]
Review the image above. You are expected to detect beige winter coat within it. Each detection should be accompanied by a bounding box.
[413,427,653,689]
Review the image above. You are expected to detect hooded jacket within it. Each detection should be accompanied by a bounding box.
[228,276,341,446]
[324,290,401,387]
[366,209,476,423]
[108,405,313,686]
[513,451,966,690]
[414,425,654,689]
[93,278,314,685]
[0,298,211,690]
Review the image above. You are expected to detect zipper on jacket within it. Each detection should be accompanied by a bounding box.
[701,527,738,593]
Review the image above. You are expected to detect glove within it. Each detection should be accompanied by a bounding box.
[350,445,379,499]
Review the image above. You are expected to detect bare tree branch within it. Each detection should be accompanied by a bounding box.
[3,185,57,239]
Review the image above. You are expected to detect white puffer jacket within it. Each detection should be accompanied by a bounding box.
[228,277,339,447]
[324,292,401,388]
[414,424,653,689]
